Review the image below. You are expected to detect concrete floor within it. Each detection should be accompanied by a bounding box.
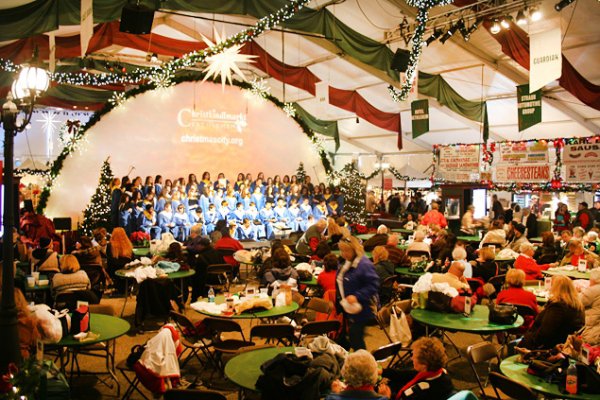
[63,286,496,399]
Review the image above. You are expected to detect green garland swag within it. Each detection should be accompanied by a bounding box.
[32,73,334,213]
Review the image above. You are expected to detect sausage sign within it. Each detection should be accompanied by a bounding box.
[563,143,600,183]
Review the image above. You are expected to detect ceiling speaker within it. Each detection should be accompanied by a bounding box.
[120,4,155,35]
[391,48,410,72]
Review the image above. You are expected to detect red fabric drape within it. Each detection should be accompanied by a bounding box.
[0,22,403,132]
[484,20,600,111]
[329,87,401,133]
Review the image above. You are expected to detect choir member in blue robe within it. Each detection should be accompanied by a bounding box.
[287,198,303,232]
[229,202,246,225]
[189,207,207,235]
[204,204,218,234]
[154,175,163,197]
[245,202,266,238]
[158,202,176,234]
[173,204,192,241]
[138,204,161,240]
[251,186,265,210]
[218,201,230,222]
[259,201,277,240]
[313,200,329,221]
[199,187,211,214]
[236,218,257,240]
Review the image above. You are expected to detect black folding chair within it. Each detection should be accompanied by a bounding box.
[297,320,341,344]
[169,311,214,369]
[489,371,537,400]
[371,341,412,369]
[250,324,295,346]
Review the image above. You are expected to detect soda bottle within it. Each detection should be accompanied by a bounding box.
[208,286,215,303]
[566,359,578,394]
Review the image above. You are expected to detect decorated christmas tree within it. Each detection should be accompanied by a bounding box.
[80,158,114,235]
[339,162,367,225]
[296,162,307,184]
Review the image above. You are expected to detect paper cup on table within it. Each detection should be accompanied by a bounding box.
[32,271,40,284]
[26,277,35,288]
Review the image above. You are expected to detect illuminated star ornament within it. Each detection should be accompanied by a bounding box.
[108,91,127,107]
[283,102,296,118]
[202,28,257,90]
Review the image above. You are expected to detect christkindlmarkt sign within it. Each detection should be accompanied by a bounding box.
[563,142,600,183]
[498,140,548,164]
[437,144,480,182]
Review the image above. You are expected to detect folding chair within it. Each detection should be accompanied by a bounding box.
[371,341,412,369]
[487,275,506,297]
[116,359,149,400]
[202,317,254,375]
[376,300,411,343]
[250,324,295,346]
[205,264,233,293]
[297,320,341,344]
[489,371,537,400]
[466,342,501,399]
[169,311,214,370]
[301,297,333,322]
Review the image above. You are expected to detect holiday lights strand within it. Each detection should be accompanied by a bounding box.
[0,0,310,87]
[388,0,454,102]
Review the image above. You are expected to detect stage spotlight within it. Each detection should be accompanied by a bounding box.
[555,0,575,11]
[530,5,542,21]
[490,18,501,34]
[460,19,480,41]
[500,16,512,29]
[425,28,443,46]
[440,21,461,44]
[516,9,527,25]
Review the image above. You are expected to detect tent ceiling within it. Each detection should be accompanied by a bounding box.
[0,0,598,160]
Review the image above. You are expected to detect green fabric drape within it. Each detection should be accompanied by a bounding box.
[45,85,113,103]
[293,103,340,150]
[0,0,59,42]
[418,72,490,141]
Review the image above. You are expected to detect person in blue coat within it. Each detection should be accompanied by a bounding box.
[189,207,207,236]
[173,203,192,241]
[158,202,176,234]
[245,202,266,239]
[299,198,313,232]
[313,199,329,221]
[236,218,257,241]
[251,186,265,211]
[287,198,303,232]
[260,201,277,240]
[336,235,379,350]
[204,204,218,234]
[229,202,246,225]
[199,187,211,214]
[218,200,230,222]
[138,204,161,240]
[273,198,290,226]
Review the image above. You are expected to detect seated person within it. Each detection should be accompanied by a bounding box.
[520,275,585,350]
[533,231,559,264]
[431,261,470,291]
[479,219,506,249]
[378,337,454,400]
[451,246,472,278]
[471,247,498,282]
[236,218,257,241]
[363,225,389,252]
[403,213,417,231]
[327,350,387,400]
[580,269,600,345]
[385,234,410,267]
[317,253,338,294]
[460,205,481,235]
[51,254,91,297]
[72,236,102,266]
[263,248,299,289]
[560,238,599,268]
[30,236,59,276]
[584,231,600,254]
[406,230,431,258]
[506,222,530,253]
[214,228,244,277]
[187,237,224,301]
[373,246,395,305]
[496,269,538,330]
[295,219,327,256]
[514,242,556,280]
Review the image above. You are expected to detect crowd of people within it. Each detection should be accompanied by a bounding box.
[110,172,345,242]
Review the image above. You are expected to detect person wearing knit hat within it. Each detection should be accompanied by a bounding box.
[507,222,530,253]
[30,236,59,275]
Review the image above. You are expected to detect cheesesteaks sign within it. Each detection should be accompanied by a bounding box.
[564,143,600,183]
[495,164,550,183]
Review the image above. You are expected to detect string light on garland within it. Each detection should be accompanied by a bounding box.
[108,91,127,108]
[283,102,296,118]
[388,0,455,102]
[149,68,174,89]
[58,119,81,145]
[0,0,311,89]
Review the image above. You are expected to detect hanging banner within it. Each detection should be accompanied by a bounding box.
[80,0,94,57]
[499,140,548,164]
[437,145,480,182]
[411,99,429,138]
[517,84,542,131]
[530,28,562,93]
[495,163,550,183]
[564,142,600,183]
[315,81,329,115]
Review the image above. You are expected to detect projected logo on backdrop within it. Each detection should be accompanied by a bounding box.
[176,107,247,147]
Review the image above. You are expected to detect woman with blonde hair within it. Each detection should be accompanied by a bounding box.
[326,217,344,249]
[521,275,584,349]
[106,227,133,278]
[51,254,91,297]
[336,235,379,350]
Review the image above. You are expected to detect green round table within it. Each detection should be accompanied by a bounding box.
[115,268,195,316]
[395,267,426,278]
[225,346,293,391]
[356,233,374,241]
[391,228,415,236]
[457,235,481,243]
[132,247,151,257]
[543,269,591,280]
[411,304,523,334]
[56,313,130,347]
[300,276,319,286]
[193,295,299,319]
[500,355,600,399]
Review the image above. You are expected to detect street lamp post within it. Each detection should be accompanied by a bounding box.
[0,65,49,372]
[375,156,390,213]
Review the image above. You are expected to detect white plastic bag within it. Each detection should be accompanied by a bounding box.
[149,239,161,255]
[389,307,412,346]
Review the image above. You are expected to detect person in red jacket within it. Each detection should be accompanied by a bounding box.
[317,253,338,294]
[214,228,243,278]
[514,242,557,280]
[420,202,447,229]
[496,268,539,331]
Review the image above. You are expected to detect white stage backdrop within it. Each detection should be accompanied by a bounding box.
[45,81,325,225]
